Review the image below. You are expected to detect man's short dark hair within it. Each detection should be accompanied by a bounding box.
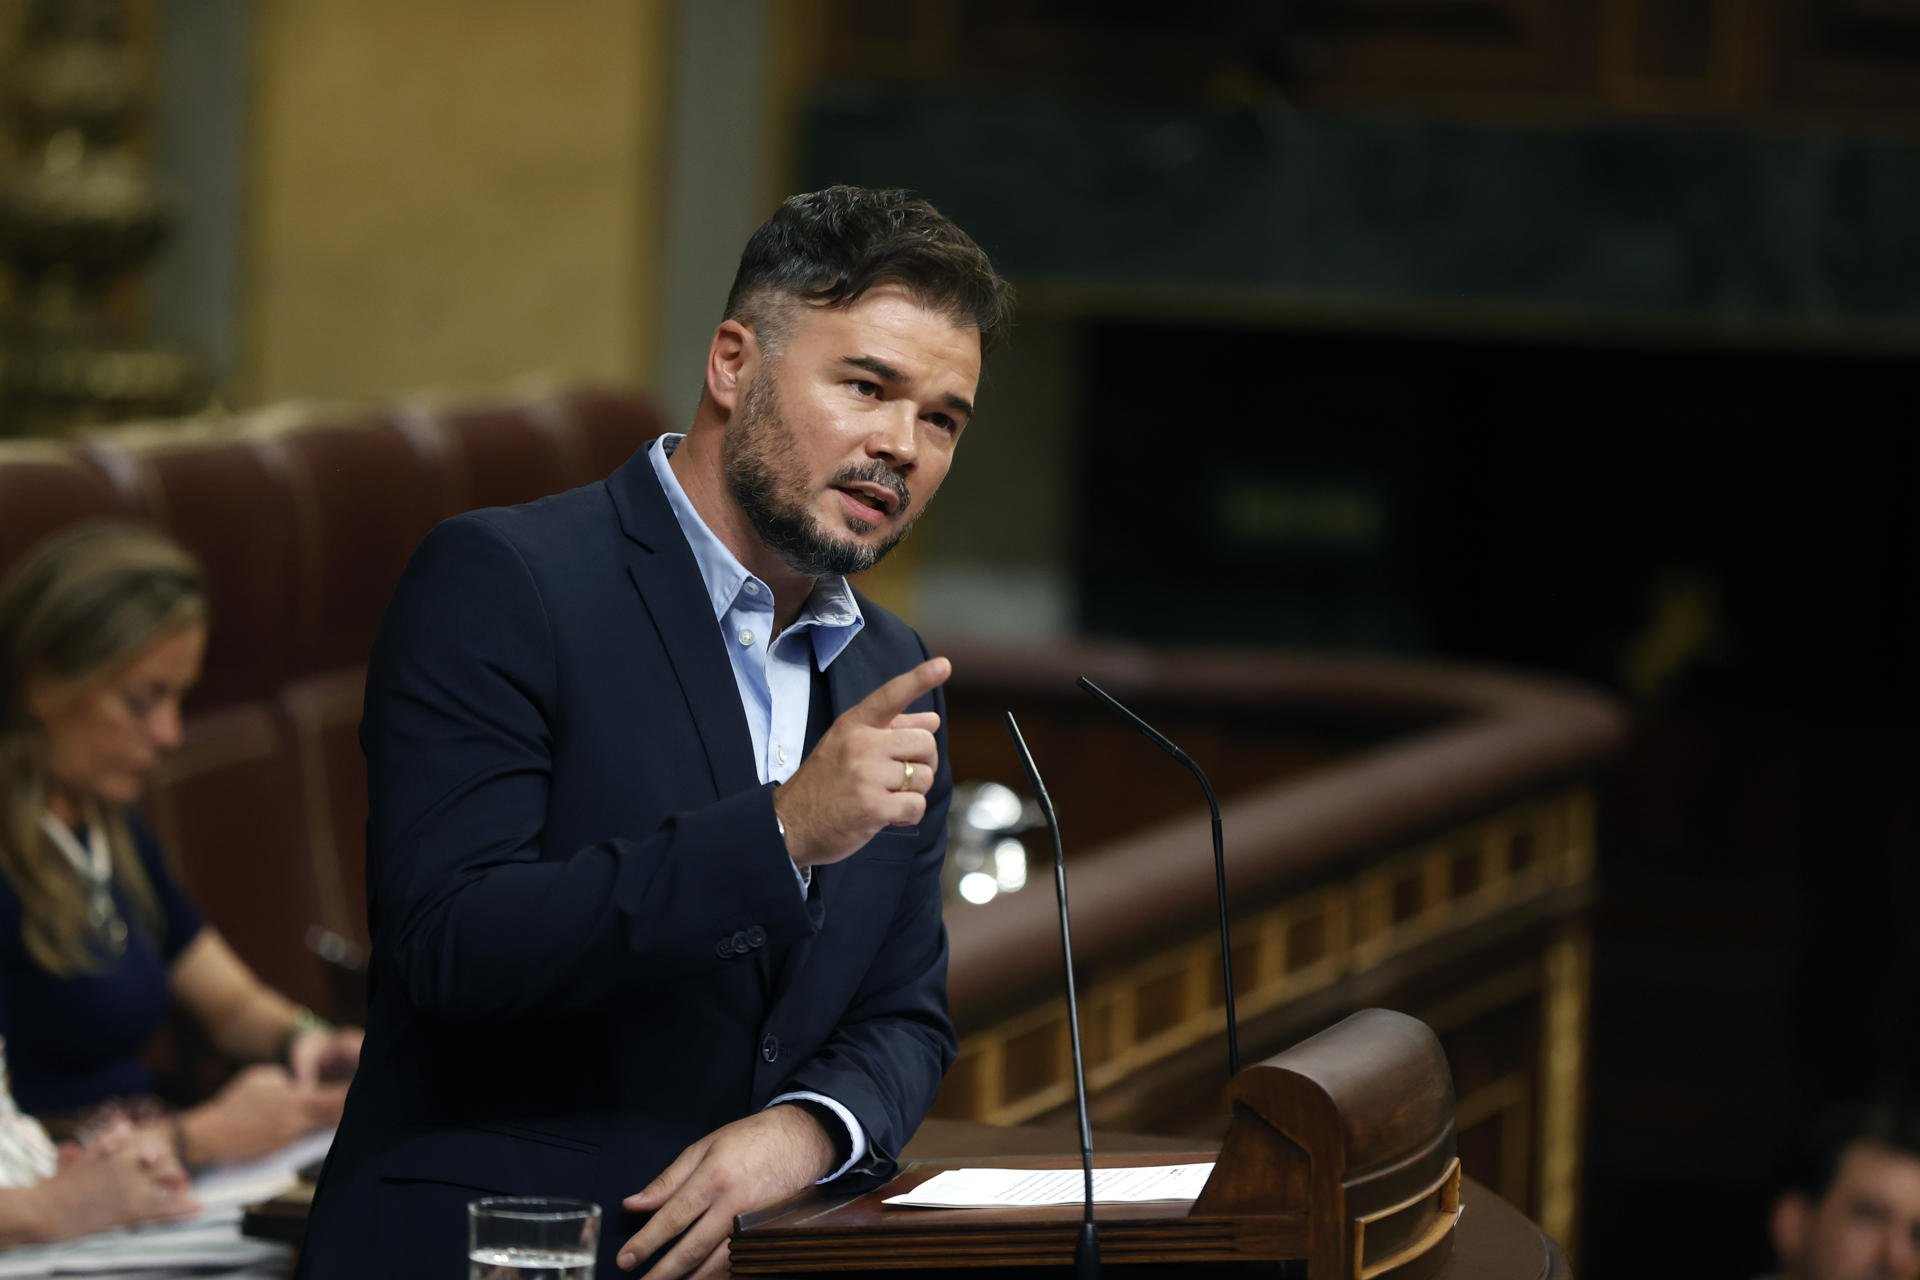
[1779,1101,1920,1199]
[723,186,1014,357]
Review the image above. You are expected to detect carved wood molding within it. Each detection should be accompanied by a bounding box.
[932,785,1596,1127]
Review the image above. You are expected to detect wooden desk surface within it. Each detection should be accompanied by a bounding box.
[245,1120,1567,1278]
[753,1120,1569,1280]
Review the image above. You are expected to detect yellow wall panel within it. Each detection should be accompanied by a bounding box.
[244,0,669,404]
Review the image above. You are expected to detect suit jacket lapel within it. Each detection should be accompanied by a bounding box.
[609,447,759,800]
[823,633,887,723]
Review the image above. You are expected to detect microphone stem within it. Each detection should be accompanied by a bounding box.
[1004,712,1101,1262]
[1057,837,1096,1225]
[1077,677,1241,1079]
[1205,782,1240,1078]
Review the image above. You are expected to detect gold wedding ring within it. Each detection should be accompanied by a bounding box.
[900,761,916,791]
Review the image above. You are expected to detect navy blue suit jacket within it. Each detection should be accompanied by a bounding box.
[298,449,956,1278]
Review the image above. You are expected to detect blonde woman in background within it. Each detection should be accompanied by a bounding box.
[0,1036,196,1245]
[0,523,361,1183]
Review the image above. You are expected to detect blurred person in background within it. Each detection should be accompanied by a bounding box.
[1769,1102,1920,1280]
[0,522,363,1173]
[0,1036,197,1245]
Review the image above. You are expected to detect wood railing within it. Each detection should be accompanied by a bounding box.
[928,640,1625,1256]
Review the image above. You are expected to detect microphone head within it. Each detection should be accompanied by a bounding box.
[1075,674,1122,713]
[1001,710,1059,832]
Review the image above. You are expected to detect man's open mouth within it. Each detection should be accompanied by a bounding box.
[834,482,899,519]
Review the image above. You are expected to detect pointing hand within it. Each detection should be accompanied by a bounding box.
[773,656,949,867]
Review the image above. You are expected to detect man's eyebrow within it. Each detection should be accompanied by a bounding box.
[839,354,974,419]
[839,354,904,383]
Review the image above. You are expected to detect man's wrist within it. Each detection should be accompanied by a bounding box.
[771,784,815,867]
[773,1100,845,1181]
[767,1092,865,1183]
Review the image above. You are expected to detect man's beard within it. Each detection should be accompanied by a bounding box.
[722,368,915,578]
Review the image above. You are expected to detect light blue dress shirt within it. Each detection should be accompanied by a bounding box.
[647,433,870,1181]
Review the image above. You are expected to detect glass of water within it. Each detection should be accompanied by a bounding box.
[468,1197,600,1279]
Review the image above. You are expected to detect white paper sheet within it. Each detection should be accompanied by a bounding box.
[883,1162,1215,1209]
[0,1228,288,1277]
[190,1128,333,1216]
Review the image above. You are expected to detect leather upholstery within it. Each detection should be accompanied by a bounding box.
[0,447,133,573]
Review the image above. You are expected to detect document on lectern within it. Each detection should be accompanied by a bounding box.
[883,1162,1215,1209]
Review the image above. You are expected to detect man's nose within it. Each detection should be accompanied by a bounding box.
[866,404,918,470]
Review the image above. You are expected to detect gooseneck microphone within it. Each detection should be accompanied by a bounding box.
[1076,676,1241,1079]
[1004,711,1101,1280]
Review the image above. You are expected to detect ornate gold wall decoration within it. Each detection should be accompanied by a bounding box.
[0,0,202,434]
[1537,925,1591,1254]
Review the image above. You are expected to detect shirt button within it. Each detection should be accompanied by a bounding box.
[738,628,755,646]
[761,1033,780,1063]
[775,745,787,766]
[715,938,734,959]
[743,580,760,595]
[746,925,767,948]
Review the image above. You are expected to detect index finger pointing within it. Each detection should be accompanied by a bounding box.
[851,657,950,727]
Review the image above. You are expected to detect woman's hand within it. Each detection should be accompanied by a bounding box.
[22,1119,197,1242]
[89,1117,189,1184]
[287,1025,363,1087]
[179,1063,346,1166]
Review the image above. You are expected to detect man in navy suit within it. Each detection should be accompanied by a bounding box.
[299,187,1013,1278]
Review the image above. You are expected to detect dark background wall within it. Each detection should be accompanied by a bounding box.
[795,3,1920,1275]
[1068,323,1916,1274]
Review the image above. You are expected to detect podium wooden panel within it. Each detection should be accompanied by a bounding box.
[733,1011,1527,1279]
[734,1150,1285,1271]
[731,1142,1560,1279]
[730,1172,1559,1280]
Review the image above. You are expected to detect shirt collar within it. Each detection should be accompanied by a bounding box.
[648,434,864,667]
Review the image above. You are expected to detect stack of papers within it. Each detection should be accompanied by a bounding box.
[0,1129,332,1278]
[883,1162,1215,1209]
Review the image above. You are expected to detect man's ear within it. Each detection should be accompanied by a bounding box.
[1772,1191,1811,1272]
[705,319,757,416]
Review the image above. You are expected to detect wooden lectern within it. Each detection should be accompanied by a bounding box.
[732,1008,1465,1278]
